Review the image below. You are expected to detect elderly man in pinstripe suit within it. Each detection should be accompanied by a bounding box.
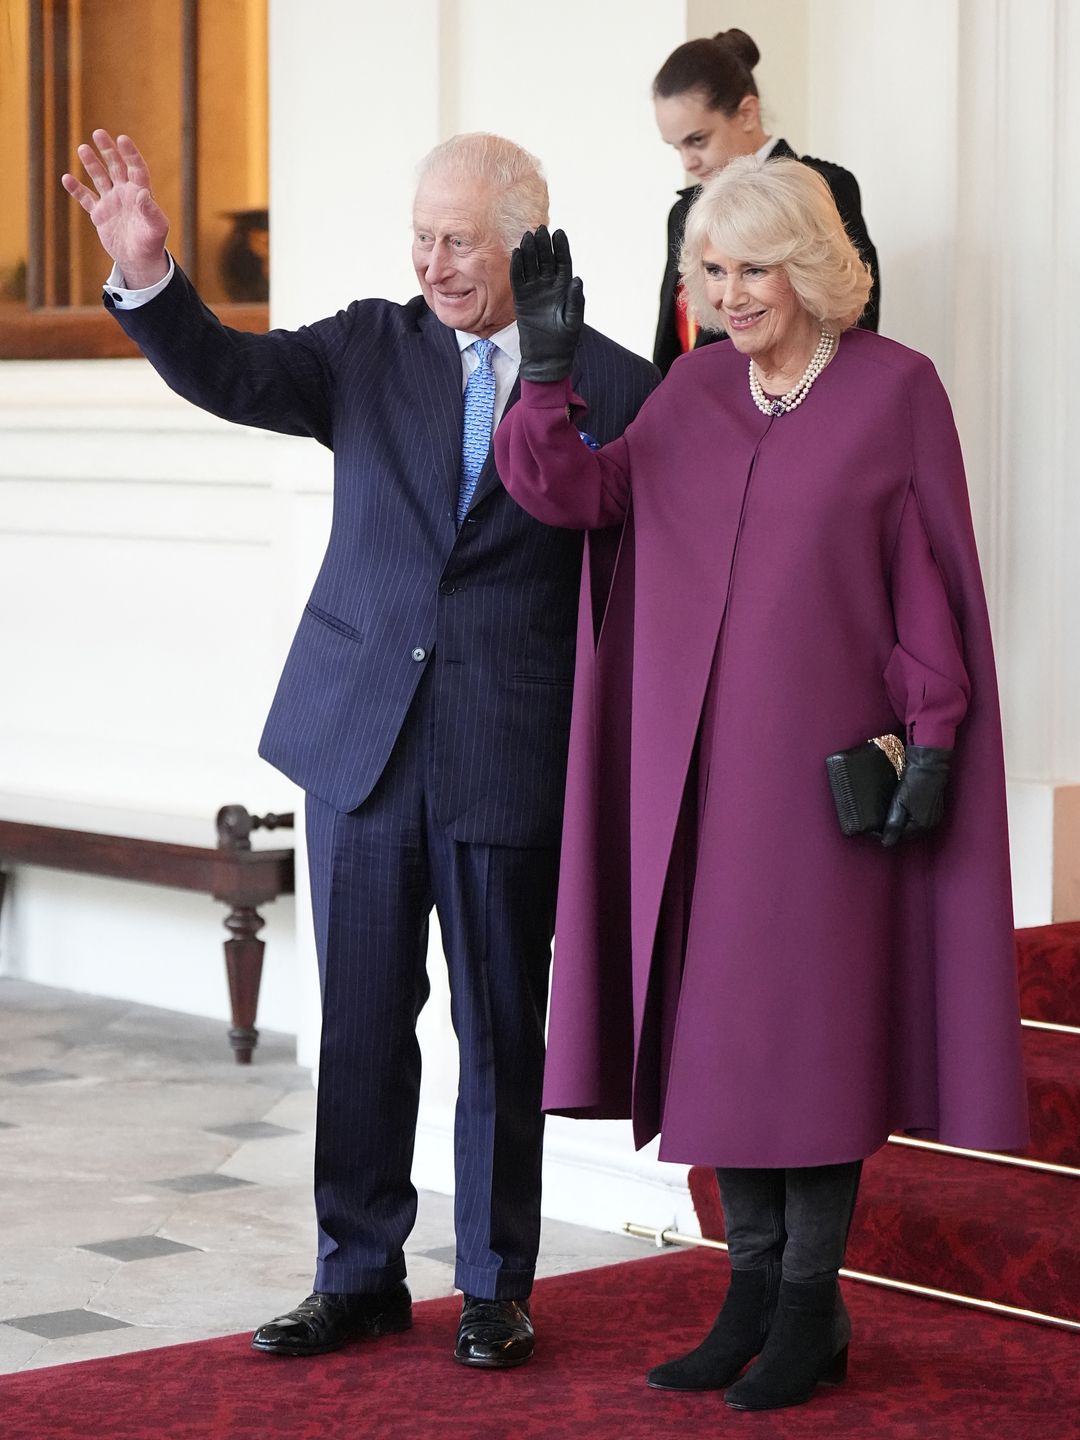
[65,128,658,1368]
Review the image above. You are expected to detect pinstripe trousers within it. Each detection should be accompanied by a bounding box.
[305,675,559,1300]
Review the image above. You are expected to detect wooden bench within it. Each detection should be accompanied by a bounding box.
[0,800,294,1063]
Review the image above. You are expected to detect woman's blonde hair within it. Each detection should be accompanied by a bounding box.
[680,155,872,333]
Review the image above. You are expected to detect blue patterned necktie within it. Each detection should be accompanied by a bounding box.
[457,338,497,525]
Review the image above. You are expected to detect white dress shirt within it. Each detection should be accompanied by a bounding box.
[104,256,175,308]
[455,323,520,431]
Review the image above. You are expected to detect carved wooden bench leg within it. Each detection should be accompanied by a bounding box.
[223,904,265,1064]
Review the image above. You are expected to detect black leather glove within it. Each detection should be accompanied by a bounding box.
[880,745,952,848]
[510,225,585,382]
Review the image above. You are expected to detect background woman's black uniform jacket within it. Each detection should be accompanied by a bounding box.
[653,137,881,375]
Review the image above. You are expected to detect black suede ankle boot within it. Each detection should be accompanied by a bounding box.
[645,1263,780,1391]
[723,1277,850,1411]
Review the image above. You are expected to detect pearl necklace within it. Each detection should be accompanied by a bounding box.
[749,326,837,417]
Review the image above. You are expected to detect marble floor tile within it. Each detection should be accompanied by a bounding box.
[394,1252,459,1302]
[1,1120,238,1184]
[4,1308,132,1339]
[79,1236,202,1262]
[90,1250,321,1331]
[12,1322,230,1372]
[260,1088,317,1129]
[0,1067,78,1086]
[218,1130,315,1187]
[0,980,650,1376]
[3,1076,300,1131]
[153,1172,256,1195]
[205,1120,300,1140]
[0,1245,118,1322]
[158,1182,317,1256]
[406,1188,456,1247]
[416,1243,457,1267]
[0,984,125,1040]
[0,1323,49,1372]
[0,1181,178,1248]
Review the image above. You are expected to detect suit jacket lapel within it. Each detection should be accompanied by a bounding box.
[410,305,465,522]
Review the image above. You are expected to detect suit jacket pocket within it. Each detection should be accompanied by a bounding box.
[518,621,576,686]
[305,602,363,643]
[511,672,574,687]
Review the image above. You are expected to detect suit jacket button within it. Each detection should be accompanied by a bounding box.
[439,581,456,595]
[411,647,427,662]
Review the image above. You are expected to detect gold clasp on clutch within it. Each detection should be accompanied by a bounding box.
[871,734,906,779]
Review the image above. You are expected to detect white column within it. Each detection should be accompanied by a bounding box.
[687,0,809,146]
[267,1,444,1069]
[443,0,685,357]
[951,0,1080,922]
[803,0,1080,923]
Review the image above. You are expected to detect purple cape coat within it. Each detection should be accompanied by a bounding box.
[495,329,1029,1167]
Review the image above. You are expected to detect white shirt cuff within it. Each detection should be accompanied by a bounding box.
[104,255,175,309]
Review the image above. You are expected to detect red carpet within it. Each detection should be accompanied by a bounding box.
[1022,1024,1080,1167]
[1,1249,1076,1440]
[1016,920,1080,1025]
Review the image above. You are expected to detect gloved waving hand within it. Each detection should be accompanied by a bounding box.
[881,745,952,848]
[511,226,585,382]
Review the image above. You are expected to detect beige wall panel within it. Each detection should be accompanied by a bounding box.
[686,0,808,147]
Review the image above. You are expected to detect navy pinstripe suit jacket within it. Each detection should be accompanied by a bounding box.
[111,268,658,846]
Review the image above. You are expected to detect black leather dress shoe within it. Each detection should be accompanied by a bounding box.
[251,1284,412,1356]
[454,1296,534,1368]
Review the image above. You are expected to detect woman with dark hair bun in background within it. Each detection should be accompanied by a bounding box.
[652,28,880,375]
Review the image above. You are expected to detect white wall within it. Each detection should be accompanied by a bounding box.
[3,0,1079,1235]
[807,0,1080,923]
[687,0,808,148]
[441,0,683,357]
[0,363,305,1035]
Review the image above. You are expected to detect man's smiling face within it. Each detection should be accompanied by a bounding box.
[412,174,514,338]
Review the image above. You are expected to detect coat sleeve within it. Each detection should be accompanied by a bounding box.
[495,376,633,530]
[891,353,1028,1151]
[884,483,971,748]
[109,263,346,446]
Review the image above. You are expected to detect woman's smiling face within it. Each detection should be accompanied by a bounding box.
[701,245,806,367]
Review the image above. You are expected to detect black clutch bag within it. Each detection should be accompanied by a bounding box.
[825,735,906,837]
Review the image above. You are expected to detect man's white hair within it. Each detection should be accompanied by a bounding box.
[417,133,550,251]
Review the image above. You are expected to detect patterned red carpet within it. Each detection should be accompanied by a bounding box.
[6,924,1077,1439]
[1016,920,1080,1024]
[2,1247,1075,1440]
